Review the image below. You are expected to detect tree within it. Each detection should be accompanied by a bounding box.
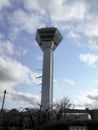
[53,97,74,120]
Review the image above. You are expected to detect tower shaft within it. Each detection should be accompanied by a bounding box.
[41,41,54,107]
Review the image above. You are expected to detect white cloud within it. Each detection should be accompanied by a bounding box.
[46,0,98,50]
[0,90,40,108]
[0,41,14,56]
[7,91,40,106]
[46,0,86,22]
[68,31,85,45]
[77,23,98,49]
[23,0,45,15]
[95,80,98,84]
[0,38,41,108]
[0,0,98,51]
[0,56,41,86]
[0,0,10,10]
[23,0,86,23]
[74,88,98,109]
[84,23,98,37]
[68,31,81,39]
[0,56,41,108]
[88,36,98,50]
[79,53,98,66]
[9,9,45,35]
[63,79,75,86]
[0,39,28,58]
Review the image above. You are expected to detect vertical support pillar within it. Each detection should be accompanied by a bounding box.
[41,41,54,107]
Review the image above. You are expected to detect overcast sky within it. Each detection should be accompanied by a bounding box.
[0,0,98,109]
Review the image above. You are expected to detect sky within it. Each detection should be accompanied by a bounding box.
[0,0,98,110]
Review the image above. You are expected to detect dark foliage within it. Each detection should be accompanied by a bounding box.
[39,120,98,130]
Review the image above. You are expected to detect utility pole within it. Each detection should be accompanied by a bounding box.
[0,90,6,121]
[1,90,6,111]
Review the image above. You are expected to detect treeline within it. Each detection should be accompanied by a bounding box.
[1,97,96,130]
[0,97,73,130]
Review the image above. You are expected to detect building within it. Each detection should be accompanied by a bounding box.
[69,126,87,130]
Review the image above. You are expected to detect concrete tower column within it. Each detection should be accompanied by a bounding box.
[42,41,54,107]
[36,28,63,108]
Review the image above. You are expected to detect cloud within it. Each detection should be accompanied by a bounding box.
[77,23,98,49]
[0,0,10,10]
[0,41,14,56]
[0,56,41,108]
[0,38,29,57]
[38,0,86,23]
[43,0,98,50]
[23,0,45,15]
[8,9,45,36]
[8,91,40,106]
[74,88,98,109]
[0,0,98,51]
[88,36,98,50]
[68,31,85,46]
[0,37,41,107]
[0,56,41,86]
[23,0,86,22]
[79,53,98,66]
[87,94,98,101]
[95,80,98,83]
[63,79,75,86]
[0,3,43,107]
[0,90,40,108]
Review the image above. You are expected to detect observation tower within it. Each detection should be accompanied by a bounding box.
[36,27,63,107]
